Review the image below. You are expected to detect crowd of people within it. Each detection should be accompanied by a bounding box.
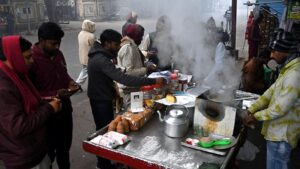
[0,10,299,169]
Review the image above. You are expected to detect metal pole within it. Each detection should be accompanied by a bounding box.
[26,0,32,35]
[231,0,237,50]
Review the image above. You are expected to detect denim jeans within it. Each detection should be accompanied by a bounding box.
[76,65,88,85]
[267,140,292,169]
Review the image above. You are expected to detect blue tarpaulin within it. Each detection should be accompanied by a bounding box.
[256,0,285,19]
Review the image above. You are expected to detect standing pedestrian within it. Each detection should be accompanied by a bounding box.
[30,22,81,169]
[0,35,61,169]
[75,19,96,86]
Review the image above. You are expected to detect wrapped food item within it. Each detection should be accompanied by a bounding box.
[123,108,153,131]
[90,135,118,149]
[104,131,131,145]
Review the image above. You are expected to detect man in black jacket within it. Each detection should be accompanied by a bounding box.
[87,29,165,169]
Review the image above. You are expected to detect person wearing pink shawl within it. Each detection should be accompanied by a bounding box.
[0,36,61,169]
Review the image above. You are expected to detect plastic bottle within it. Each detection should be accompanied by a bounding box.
[169,73,179,93]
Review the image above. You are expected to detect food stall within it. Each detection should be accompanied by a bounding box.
[83,88,256,169]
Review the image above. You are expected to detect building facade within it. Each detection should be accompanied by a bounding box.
[0,0,46,35]
[75,0,117,20]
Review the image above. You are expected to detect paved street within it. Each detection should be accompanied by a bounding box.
[22,20,267,169]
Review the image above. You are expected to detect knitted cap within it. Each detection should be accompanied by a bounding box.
[269,29,297,53]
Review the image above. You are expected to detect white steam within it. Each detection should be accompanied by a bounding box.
[118,0,249,91]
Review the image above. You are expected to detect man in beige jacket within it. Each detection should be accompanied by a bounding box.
[76,20,96,85]
[117,24,156,109]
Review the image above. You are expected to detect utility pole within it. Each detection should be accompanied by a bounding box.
[26,0,32,35]
[231,0,237,50]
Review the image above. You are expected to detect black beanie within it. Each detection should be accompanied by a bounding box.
[269,29,298,53]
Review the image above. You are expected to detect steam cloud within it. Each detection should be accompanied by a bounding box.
[117,0,250,91]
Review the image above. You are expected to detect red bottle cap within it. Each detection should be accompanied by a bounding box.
[171,73,177,80]
[141,85,153,91]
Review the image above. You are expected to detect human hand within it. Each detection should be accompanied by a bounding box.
[146,63,157,72]
[68,81,81,91]
[49,97,61,113]
[147,51,157,57]
[242,111,256,129]
[57,89,73,99]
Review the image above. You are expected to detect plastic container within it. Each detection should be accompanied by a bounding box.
[141,85,154,108]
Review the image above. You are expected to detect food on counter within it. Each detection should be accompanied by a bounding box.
[108,120,118,132]
[116,122,125,134]
[115,115,123,122]
[91,131,131,149]
[104,131,131,145]
[107,108,153,133]
[91,135,118,148]
[144,99,154,108]
[166,94,177,103]
[123,108,153,131]
[121,119,130,133]
[185,138,199,146]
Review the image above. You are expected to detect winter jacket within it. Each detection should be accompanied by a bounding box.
[117,37,146,77]
[78,20,96,65]
[117,37,147,96]
[249,57,300,148]
[30,44,73,115]
[0,69,54,169]
[87,42,156,101]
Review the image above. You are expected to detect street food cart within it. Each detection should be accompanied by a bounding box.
[83,90,256,169]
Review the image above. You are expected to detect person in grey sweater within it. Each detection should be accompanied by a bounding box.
[87,29,165,169]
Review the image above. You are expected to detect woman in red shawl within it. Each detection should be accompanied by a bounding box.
[0,36,61,169]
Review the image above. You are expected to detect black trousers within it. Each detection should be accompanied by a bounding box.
[48,109,73,169]
[90,99,114,169]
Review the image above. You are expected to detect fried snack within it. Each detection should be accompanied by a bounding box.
[166,94,177,103]
[116,121,125,134]
[121,119,130,133]
[115,115,123,122]
[108,120,118,132]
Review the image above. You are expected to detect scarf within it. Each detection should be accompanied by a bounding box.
[0,36,40,115]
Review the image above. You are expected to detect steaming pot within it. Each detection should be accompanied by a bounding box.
[157,105,189,138]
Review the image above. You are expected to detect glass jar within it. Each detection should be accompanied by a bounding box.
[141,85,154,108]
[152,84,164,100]
[178,77,188,91]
